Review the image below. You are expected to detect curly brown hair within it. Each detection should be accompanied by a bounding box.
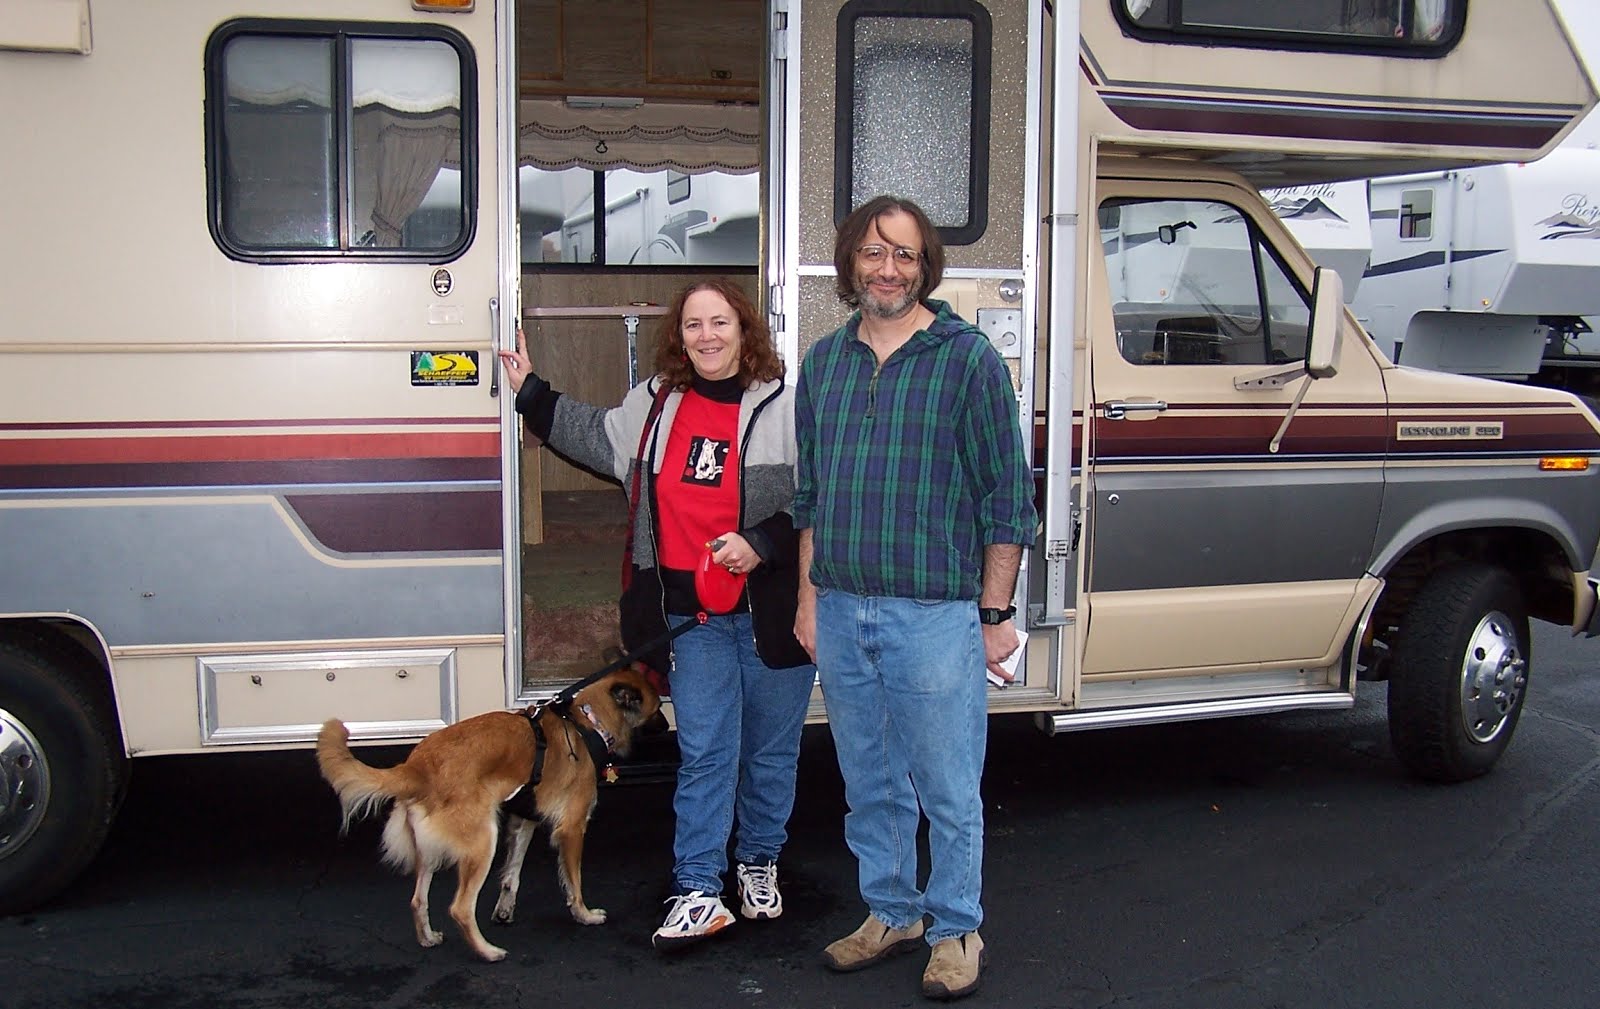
[652,280,784,390]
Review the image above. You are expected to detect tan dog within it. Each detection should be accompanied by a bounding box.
[316,666,662,962]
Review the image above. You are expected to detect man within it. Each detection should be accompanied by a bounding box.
[792,195,1037,1001]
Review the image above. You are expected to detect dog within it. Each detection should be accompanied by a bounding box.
[316,665,662,962]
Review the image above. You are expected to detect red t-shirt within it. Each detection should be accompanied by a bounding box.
[655,389,741,571]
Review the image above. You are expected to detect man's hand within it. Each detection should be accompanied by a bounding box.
[982,620,1019,684]
[794,588,817,662]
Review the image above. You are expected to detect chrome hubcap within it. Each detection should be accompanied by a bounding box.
[1459,610,1526,744]
[0,707,50,860]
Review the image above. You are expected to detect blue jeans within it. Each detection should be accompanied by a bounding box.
[814,588,988,943]
[667,611,816,896]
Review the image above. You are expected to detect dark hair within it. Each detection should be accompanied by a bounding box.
[652,280,783,390]
[832,195,945,307]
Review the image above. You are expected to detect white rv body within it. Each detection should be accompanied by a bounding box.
[1354,148,1600,381]
[1262,183,1373,302]
[3,0,1599,913]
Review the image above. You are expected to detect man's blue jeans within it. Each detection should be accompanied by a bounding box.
[814,588,988,943]
[667,611,816,896]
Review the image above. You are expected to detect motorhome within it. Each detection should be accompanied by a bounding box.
[4,0,1600,915]
[1276,151,1600,391]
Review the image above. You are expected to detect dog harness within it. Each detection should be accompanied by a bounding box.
[503,700,618,822]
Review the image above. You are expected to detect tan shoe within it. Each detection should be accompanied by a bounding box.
[921,931,985,1000]
[821,914,926,972]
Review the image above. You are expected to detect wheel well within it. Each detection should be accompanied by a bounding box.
[0,618,121,743]
[1365,528,1572,676]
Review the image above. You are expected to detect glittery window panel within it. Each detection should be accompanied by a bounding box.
[850,17,973,229]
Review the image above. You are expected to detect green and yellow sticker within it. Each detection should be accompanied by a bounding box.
[411,351,480,387]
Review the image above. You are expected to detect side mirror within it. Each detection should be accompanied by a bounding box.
[1306,266,1343,379]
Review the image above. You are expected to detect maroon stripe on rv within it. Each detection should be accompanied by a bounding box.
[284,491,502,553]
[1099,95,1568,149]
[1090,410,1600,460]
[1092,412,1390,459]
[0,457,500,491]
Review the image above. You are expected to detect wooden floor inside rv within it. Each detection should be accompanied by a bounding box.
[520,489,629,689]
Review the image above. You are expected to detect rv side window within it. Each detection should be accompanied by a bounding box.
[1117,0,1465,55]
[520,167,759,266]
[1399,189,1434,239]
[834,0,992,244]
[206,21,475,261]
[1103,197,1310,367]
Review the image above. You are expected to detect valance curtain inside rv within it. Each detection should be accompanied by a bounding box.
[518,99,759,175]
[224,36,462,247]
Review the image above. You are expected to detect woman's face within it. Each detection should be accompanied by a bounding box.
[680,289,743,382]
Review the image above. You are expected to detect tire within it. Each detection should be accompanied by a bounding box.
[1387,562,1530,783]
[0,634,127,915]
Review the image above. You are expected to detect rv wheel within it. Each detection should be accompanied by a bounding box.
[0,634,127,915]
[1387,562,1530,783]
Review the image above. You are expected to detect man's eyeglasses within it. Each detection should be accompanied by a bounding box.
[856,244,921,268]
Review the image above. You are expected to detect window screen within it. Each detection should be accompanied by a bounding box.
[835,0,991,244]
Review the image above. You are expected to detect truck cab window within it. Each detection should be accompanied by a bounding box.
[1104,196,1311,366]
[207,22,474,261]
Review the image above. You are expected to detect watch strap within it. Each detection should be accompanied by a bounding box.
[978,605,1016,625]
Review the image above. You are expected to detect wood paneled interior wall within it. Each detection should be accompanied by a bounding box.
[517,0,761,102]
[519,270,760,504]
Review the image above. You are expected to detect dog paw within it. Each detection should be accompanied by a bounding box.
[491,903,516,925]
[419,929,445,948]
[572,906,607,926]
[476,944,508,963]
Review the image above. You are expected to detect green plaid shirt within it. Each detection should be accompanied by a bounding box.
[793,300,1036,600]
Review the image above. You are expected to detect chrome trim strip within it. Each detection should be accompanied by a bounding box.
[1038,691,1354,734]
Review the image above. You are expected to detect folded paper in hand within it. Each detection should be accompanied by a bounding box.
[988,625,1026,688]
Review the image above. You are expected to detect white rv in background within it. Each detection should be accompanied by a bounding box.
[1280,149,1600,393]
[1262,183,1373,302]
[522,168,759,266]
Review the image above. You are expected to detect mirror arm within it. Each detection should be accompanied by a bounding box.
[1267,373,1315,454]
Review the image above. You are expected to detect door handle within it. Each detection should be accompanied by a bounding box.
[1102,399,1168,420]
[489,297,501,399]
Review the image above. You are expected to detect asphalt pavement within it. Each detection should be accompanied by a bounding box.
[4,619,1599,1009]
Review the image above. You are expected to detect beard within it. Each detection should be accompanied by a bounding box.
[855,272,920,320]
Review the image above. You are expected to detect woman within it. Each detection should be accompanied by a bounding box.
[499,280,815,953]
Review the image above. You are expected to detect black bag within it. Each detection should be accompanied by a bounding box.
[617,383,673,689]
[618,564,672,684]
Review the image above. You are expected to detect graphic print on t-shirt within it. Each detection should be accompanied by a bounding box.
[683,436,730,485]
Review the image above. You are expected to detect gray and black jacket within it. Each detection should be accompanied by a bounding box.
[516,372,810,671]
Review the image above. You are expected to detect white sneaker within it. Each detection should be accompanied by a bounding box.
[651,891,734,952]
[736,862,783,920]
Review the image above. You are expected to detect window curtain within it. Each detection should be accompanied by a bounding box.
[518,99,759,175]
[353,107,461,246]
[1413,0,1449,41]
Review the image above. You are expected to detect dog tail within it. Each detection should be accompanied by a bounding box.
[315,719,425,834]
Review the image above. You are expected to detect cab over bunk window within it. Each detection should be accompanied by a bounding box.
[835,0,991,244]
[1118,0,1465,53]
[1102,197,1311,367]
[205,20,476,261]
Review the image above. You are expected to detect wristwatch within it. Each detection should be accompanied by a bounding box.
[977,605,1016,625]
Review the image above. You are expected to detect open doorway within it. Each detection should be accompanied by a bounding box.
[513,0,765,691]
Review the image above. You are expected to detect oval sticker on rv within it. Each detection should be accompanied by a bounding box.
[432,268,454,297]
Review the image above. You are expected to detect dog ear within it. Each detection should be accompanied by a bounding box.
[610,682,643,712]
